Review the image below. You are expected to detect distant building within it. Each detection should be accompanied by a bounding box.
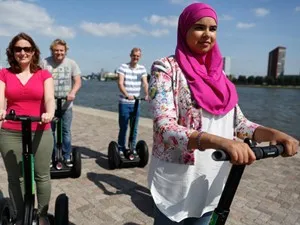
[267,46,286,79]
[222,57,231,75]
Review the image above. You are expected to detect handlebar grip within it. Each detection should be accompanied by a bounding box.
[212,144,285,161]
[4,115,15,121]
[212,150,230,161]
[252,144,284,160]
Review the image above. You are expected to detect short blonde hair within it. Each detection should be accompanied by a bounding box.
[50,39,69,52]
[130,47,141,56]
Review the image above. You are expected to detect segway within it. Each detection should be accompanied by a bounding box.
[208,138,285,225]
[108,97,149,169]
[1,109,69,225]
[50,97,81,179]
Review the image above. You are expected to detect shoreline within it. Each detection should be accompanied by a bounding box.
[74,105,300,141]
[73,105,153,129]
[236,84,300,89]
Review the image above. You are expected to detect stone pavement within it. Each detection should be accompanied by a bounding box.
[0,105,300,225]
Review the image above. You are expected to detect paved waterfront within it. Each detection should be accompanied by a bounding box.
[0,105,299,225]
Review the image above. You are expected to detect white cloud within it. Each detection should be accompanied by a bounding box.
[236,22,256,29]
[80,21,169,38]
[40,26,75,39]
[219,14,234,21]
[0,27,11,37]
[150,29,170,37]
[144,15,178,27]
[0,1,75,38]
[253,8,270,17]
[295,6,300,12]
[80,22,145,37]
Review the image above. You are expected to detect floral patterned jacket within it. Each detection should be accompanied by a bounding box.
[149,56,260,165]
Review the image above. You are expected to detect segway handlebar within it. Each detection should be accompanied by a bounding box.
[5,109,57,122]
[55,96,68,100]
[212,144,284,161]
[5,110,41,122]
[125,96,147,101]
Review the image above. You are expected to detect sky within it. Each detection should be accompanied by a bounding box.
[0,0,299,76]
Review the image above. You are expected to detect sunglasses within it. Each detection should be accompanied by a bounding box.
[14,46,33,53]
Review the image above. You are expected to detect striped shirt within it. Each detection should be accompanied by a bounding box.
[116,63,147,104]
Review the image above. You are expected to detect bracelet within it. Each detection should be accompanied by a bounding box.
[197,131,205,151]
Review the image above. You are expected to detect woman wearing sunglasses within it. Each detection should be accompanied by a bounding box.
[0,32,55,225]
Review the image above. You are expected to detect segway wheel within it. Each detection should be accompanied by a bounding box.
[71,148,82,178]
[108,141,120,169]
[0,198,14,225]
[54,194,69,225]
[136,140,149,168]
[47,214,54,225]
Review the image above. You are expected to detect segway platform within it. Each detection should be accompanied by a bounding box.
[50,147,81,179]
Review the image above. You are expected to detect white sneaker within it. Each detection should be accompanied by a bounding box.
[65,159,73,167]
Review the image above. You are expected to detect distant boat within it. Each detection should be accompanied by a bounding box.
[99,72,118,81]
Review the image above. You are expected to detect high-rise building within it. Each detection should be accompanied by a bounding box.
[222,56,231,75]
[267,46,286,79]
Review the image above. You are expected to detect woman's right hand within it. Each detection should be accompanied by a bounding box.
[223,140,256,165]
[0,109,6,121]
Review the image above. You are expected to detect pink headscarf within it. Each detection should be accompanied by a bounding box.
[175,3,238,115]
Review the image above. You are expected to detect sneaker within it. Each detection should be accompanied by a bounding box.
[50,160,53,168]
[119,150,124,157]
[65,159,73,167]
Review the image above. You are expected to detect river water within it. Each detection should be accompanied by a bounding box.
[76,80,300,139]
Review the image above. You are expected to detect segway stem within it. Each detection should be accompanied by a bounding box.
[128,98,140,151]
[55,98,64,164]
[209,139,284,225]
[51,97,82,178]
[127,97,146,151]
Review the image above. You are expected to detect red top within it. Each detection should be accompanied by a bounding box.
[0,68,52,131]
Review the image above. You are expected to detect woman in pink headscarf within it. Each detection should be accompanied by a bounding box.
[148,2,298,225]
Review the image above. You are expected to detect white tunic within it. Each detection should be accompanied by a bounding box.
[148,109,234,222]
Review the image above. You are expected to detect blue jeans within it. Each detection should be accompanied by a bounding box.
[153,205,212,225]
[118,103,140,151]
[51,107,73,160]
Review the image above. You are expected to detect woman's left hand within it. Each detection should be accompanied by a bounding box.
[41,113,54,123]
[272,132,299,157]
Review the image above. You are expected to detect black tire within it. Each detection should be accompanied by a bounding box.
[54,194,69,225]
[108,141,120,169]
[71,148,82,178]
[136,140,149,168]
[47,214,54,225]
[0,198,13,225]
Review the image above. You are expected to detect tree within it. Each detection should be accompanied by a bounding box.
[247,76,255,85]
[237,75,247,84]
[254,76,263,85]
[264,76,275,85]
